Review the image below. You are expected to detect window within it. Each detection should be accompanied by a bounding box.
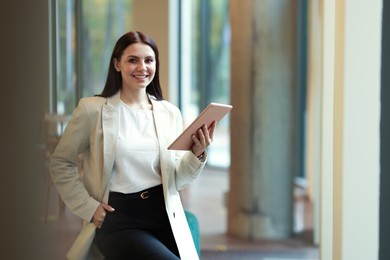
[181,0,231,168]
[54,0,133,114]
[55,0,76,114]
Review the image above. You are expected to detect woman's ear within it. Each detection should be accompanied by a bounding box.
[113,58,120,72]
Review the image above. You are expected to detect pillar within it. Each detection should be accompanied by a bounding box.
[318,0,335,258]
[228,0,298,239]
[332,0,382,259]
[0,1,49,259]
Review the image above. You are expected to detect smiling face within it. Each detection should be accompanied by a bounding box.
[114,43,156,92]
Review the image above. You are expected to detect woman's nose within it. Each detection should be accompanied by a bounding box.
[137,62,147,71]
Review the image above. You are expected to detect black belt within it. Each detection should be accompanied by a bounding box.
[109,185,163,200]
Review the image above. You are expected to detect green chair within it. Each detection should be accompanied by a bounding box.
[185,211,200,257]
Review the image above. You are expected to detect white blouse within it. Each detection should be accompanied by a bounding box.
[109,101,162,193]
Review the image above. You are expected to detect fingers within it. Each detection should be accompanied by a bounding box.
[191,122,217,157]
[200,122,217,145]
[208,121,217,139]
[192,125,209,148]
[102,203,115,212]
[93,203,114,229]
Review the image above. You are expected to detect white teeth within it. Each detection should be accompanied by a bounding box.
[134,75,147,79]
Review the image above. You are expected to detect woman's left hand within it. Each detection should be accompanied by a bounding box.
[191,121,217,158]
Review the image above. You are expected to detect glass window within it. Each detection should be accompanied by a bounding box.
[80,0,133,98]
[55,0,133,114]
[56,0,76,114]
[183,0,231,168]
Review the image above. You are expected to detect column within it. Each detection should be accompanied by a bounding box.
[0,1,50,259]
[228,0,298,239]
[332,0,382,259]
[319,0,335,258]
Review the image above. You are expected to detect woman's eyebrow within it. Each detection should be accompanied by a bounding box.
[126,55,155,59]
[126,55,139,59]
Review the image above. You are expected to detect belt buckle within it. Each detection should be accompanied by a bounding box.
[140,190,150,199]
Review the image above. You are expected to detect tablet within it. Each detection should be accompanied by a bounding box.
[168,102,233,150]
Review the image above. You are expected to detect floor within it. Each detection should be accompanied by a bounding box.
[42,166,318,260]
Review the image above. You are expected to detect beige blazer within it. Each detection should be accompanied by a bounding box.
[50,92,205,260]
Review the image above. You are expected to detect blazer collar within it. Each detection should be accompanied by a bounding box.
[149,96,167,141]
[103,91,169,152]
[105,91,121,109]
[102,91,171,153]
[149,97,173,183]
[106,91,158,110]
[101,92,172,200]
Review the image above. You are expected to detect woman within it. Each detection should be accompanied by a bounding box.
[50,31,216,259]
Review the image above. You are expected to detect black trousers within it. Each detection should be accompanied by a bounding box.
[94,185,180,260]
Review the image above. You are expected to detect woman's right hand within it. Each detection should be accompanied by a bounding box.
[92,203,115,228]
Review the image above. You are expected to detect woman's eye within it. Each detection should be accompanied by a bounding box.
[145,58,154,64]
[129,59,137,63]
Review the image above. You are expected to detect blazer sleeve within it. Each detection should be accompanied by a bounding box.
[49,99,100,222]
[170,107,207,190]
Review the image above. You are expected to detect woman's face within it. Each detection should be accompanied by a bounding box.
[114,43,156,91]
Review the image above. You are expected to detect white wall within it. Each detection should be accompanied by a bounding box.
[310,1,382,259]
[332,0,382,259]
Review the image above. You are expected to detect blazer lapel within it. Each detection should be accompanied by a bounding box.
[150,98,169,148]
[101,91,121,201]
[100,94,174,198]
[150,97,174,184]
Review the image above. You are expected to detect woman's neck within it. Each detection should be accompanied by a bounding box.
[120,89,152,110]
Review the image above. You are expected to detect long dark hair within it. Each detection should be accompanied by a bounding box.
[97,31,163,100]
